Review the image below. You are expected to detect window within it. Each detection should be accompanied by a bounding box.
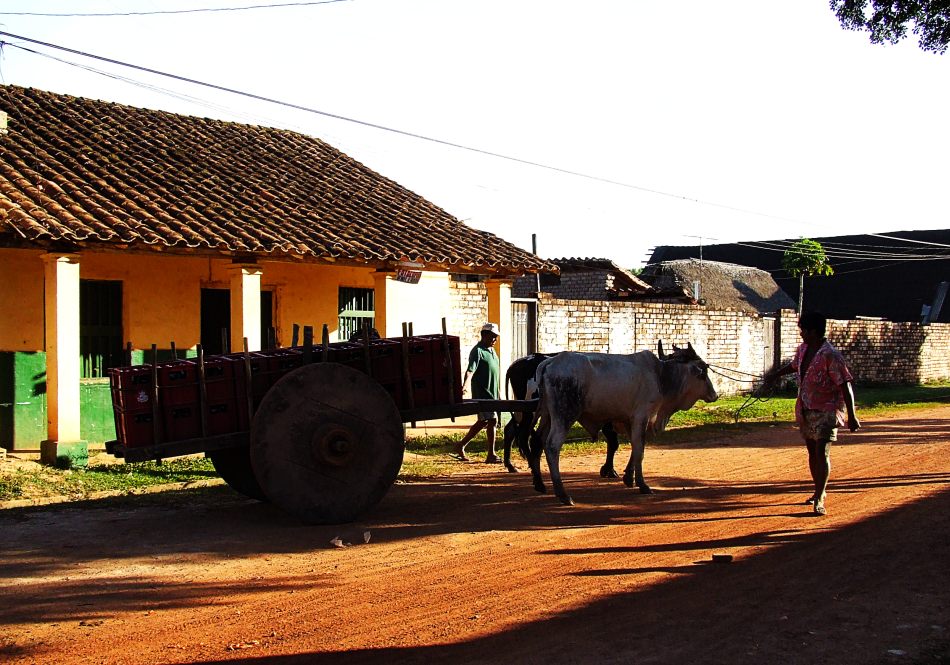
[338,287,375,341]
[80,280,123,378]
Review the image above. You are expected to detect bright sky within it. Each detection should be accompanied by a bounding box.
[1,1,947,268]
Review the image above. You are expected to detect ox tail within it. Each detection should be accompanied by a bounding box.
[516,361,548,461]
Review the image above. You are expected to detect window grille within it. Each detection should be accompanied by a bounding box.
[80,280,123,378]
[338,287,375,341]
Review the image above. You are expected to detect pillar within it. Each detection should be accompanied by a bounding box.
[41,253,87,468]
[486,278,513,375]
[372,271,398,337]
[228,263,263,353]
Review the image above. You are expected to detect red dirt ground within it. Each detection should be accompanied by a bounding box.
[1,407,949,664]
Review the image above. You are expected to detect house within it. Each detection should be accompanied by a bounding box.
[638,259,796,314]
[649,230,950,322]
[0,84,555,463]
[513,257,653,300]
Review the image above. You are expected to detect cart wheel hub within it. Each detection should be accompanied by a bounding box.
[313,426,356,467]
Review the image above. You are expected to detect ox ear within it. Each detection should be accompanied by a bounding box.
[657,340,666,360]
[686,342,697,358]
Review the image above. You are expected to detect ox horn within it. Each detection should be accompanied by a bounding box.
[657,340,666,360]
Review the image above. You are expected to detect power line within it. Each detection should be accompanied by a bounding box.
[0,31,818,227]
[0,1,349,18]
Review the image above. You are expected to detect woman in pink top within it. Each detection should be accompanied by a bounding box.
[765,312,860,515]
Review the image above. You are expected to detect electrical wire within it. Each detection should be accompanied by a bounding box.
[0,1,349,18]
[0,31,825,226]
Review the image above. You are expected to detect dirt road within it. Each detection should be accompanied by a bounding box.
[2,407,949,664]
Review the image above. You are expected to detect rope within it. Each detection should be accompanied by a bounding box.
[707,365,759,384]
[701,363,782,423]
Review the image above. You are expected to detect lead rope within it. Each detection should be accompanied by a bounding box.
[705,363,778,424]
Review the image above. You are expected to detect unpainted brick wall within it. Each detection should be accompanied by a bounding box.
[536,298,950,395]
[447,279,488,364]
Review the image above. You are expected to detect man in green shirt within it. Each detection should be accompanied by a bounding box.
[454,323,501,462]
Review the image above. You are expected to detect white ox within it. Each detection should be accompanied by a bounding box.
[529,344,718,505]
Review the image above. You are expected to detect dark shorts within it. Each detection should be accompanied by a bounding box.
[799,409,838,442]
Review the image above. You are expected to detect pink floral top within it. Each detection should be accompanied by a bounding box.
[791,341,854,427]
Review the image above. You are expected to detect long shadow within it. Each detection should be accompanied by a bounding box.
[2,461,949,583]
[156,486,950,664]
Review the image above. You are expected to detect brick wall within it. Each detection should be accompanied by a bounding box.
[536,298,950,395]
[447,279,488,360]
[827,318,950,385]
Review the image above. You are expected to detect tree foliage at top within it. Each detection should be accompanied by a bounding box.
[782,238,834,279]
[831,0,950,54]
[783,238,834,312]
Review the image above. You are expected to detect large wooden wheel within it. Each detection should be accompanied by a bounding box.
[249,362,405,524]
[206,446,268,502]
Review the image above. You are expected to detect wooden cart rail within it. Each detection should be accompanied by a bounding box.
[108,398,539,463]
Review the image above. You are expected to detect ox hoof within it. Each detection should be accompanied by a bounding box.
[622,473,634,488]
[600,465,619,479]
[638,485,654,495]
[505,464,519,473]
[557,495,575,506]
[533,482,547,494]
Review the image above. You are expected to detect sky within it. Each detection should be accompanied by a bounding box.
[0,0,947,268]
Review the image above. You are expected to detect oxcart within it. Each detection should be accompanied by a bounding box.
[105,321,534,524]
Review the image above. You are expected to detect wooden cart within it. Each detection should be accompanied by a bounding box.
[105,323,535,524]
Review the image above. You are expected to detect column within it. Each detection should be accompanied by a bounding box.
[229,263,263,353]
[486,278,513,375]
[372,271,397,337]
[41,253,87,468]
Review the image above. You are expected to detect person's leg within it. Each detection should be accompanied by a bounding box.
[484,418,499,462]
[812,438,832,515]
[804,438,819,503]
[455,419,486,461]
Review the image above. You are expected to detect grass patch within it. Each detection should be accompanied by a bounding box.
[0,457,218,502]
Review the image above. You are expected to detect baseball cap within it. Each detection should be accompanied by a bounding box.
[480,322,500,336]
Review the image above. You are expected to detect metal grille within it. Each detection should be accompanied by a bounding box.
[511,301,536,359]
[338,287,375,341]
[762,317,776,373]
[80,280,124,378]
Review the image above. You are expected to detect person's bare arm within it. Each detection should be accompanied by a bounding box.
[842,381,860,431]
[763,362,795,385]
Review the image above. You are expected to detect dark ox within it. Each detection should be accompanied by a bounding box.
[502,353,620,476]
[529,344,718,505]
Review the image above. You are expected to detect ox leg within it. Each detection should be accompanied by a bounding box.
[544,440,573,506]
[502,417,519,473]
[599,423,621,479]
[527,426,547,494]
[623,419,653,494]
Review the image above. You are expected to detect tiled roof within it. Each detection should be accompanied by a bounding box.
[549,257,652,292]
[0,85,555,274]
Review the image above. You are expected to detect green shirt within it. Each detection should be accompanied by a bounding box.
[467,345,499,400]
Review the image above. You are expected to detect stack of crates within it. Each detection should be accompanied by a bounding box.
[108,334,462,448]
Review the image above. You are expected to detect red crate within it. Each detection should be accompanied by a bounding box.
[203,355,243,403]
[156,361,198,387]
[109,366,154,411]
[162,403,201,441]
[418,335,463,406]
[206,399,243,436]
[403,375,434,409]
[113,407,156,448]
[367,339,402,381]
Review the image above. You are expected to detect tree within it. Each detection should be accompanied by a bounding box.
[830,0,950,54]
[782,238,834,313]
